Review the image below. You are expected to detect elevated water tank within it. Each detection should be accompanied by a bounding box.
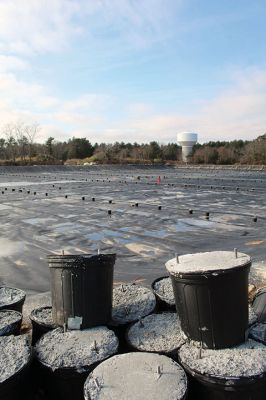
[177,132,198,162]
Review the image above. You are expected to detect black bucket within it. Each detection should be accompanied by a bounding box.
[0,336,32,400]
[47,253,116,328]
[252,287,266,323]
[0,286,26,313]
[35,361,94,400]
[151,276,175,311]
[30,306,57,345]
[34,327,119,400]
[0,360,32,400]
[181,361,266,400]
[0,310,22,336]
[166,252,251,349]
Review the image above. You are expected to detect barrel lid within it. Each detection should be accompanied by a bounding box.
[166,251,251,276]
[84,352,187,400]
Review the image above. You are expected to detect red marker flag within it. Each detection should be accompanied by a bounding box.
[156,176,161,184]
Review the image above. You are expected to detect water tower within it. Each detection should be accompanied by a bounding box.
[177,132,198,162]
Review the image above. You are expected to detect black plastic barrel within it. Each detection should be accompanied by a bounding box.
[0,310,22,336]
[0,286,26,313]
[181,362,266,400]
[47,254,115,328]
[252,287,266,323]
[30,306,57,345]
[166,253,251,349]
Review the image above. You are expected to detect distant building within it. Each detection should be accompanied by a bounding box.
[177,132,198,162]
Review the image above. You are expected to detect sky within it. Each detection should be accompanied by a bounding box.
[0,0,266,144]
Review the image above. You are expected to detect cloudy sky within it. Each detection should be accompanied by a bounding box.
[0,0,266,144]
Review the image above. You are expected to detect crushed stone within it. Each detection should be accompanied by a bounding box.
[166,251,251,276]
[153,277,175,306]
[0,286,25,307]
[30,306,56,327]
[127,312,185,353]
[34,326,118,371]
[179,339,266,378]
[84,352,187,400]
[0,310,21,335]
[112,284,156,325]
[0,335,31,382]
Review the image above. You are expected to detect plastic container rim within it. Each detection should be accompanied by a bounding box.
[169,260,251,280]
[47,253,116,266]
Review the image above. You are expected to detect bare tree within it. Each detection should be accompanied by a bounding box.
[24,122,40,162]
[2,123,17,162]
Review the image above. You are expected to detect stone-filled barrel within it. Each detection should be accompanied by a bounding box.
[166,251,251,349]
[47,253,115,329]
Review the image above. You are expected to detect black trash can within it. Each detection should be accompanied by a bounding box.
[166,251,251,349]
[252,287,266,323]
[47,253,116,329]
[0,286,26,313]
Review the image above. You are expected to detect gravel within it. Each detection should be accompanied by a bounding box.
[0,310,22,335]
[153,277,175,306]
[0,286,26,307]
[30,306,56,327]
[111,284,156,325]
[0,335,31,382]
[34,326,118,372]
[84,352,187,400]
[166,251,251,276]
[127,312,185,354]
[178,339,266,378]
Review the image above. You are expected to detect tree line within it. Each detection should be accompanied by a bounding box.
[0,122,265,165]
